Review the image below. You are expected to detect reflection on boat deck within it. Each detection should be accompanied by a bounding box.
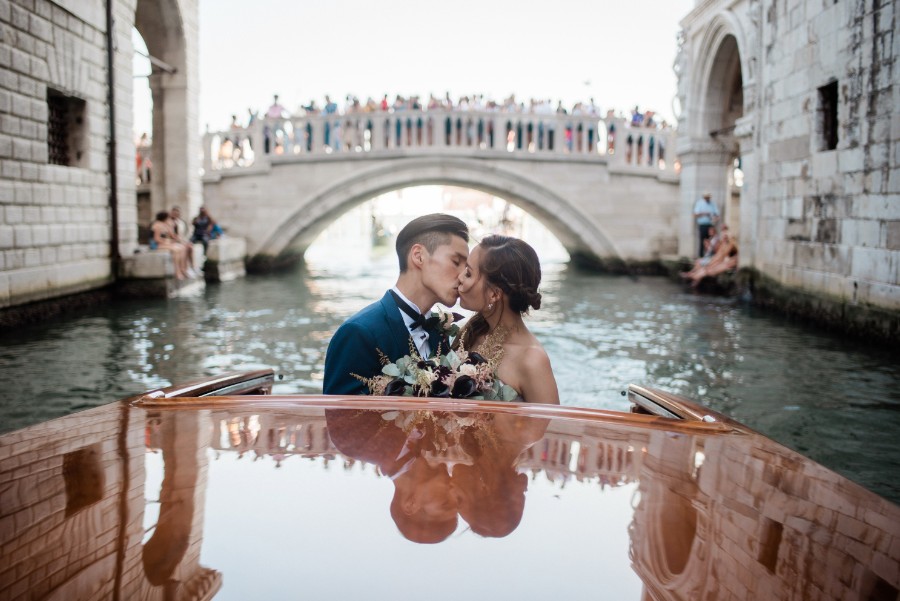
[1,401,898,599]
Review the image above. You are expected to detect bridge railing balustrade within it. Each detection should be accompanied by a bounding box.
[201,110,678,178]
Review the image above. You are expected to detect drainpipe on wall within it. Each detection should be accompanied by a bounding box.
[106,0,120,281]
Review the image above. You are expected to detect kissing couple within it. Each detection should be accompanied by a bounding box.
[323,213,559,404]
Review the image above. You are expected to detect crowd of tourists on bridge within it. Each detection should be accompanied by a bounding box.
[204,92,671,169]
[248,92,668,128]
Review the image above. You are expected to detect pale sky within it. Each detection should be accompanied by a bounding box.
[134,0,695,136]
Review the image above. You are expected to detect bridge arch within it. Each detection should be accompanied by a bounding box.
[258,156,623,266]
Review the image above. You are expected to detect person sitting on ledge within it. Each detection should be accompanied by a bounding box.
[680,225,738,288]
[168,206,199,278]
[698,225,721,264]
[151,211,190,280]
[191,206,219,253]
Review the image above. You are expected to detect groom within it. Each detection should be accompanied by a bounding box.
[323,213,470,395]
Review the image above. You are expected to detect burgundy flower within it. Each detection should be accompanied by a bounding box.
[451,375,479,398]
[466,352,487,366]
[384,378,408,396]
[430,380,451,397]
[435,365,452,380]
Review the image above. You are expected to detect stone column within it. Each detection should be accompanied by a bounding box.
[675,137,733,257]
[149,70,201,219]
[734,114,757,266]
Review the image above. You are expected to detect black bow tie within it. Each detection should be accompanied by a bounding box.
[389,290,440,333]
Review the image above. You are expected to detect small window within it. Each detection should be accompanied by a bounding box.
[817,80,838,151]
[47,89,87,166]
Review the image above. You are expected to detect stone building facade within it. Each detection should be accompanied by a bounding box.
[676,0,899,338]
[0,0,200,311]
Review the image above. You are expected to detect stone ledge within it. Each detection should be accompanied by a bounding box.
[738,268,899,349]
[118,250,205,298]
[119,249,174,279]
[204,237,246,282]
[0,261,112,308]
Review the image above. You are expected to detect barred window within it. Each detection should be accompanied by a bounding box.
[47,89,86,166]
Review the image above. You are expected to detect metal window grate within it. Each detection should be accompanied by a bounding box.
[47,93,70,165]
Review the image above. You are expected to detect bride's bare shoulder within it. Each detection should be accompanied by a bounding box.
[515,341,553,371]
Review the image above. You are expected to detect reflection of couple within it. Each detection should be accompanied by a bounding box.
[325,408,548,543]
[323,213,560,404]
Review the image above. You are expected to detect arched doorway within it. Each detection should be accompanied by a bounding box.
[132,28,153,244]
[703,34,744,236]
[133,0,201,221]
[677,20,747,258]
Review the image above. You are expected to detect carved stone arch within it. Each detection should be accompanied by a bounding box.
[133,0,201,217]
[256,157,621,265]
[689,12,749,141]
[134,0,187,72]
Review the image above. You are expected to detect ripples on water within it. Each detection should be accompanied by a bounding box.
[1,245,898,504]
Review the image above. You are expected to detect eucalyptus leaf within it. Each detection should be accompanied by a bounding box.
[500,384,519,401]
[382,364,401,377]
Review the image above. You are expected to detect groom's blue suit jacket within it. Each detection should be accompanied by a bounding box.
[323,291,443,395]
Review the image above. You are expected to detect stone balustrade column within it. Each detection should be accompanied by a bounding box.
[581,119,590,155]
[555,115,567,155]
[608,118,626,167]
[202,133,213,173]
[370,117,384,152]
[315,117,328,154]
[386,115,397,149]
[248,120,268,168]
[425,110,447,148]
[492,115,506,152]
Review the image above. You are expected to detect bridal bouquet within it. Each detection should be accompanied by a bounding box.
[355,326,518,401]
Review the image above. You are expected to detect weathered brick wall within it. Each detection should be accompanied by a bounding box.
[0,0,201,311]
[0,1,131,308]
[756,0,898,311]
[679,0,899,320]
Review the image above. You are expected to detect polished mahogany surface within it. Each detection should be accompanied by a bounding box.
[1,396,899,600]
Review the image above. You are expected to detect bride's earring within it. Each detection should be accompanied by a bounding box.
[487,302,494,312]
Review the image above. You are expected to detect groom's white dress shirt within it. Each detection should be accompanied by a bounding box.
[391,287,431,358]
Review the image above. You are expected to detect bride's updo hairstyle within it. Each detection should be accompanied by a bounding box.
[478,235,543,313]
[458,234,543,348]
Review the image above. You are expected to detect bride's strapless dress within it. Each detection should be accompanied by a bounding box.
[495,379,524,402]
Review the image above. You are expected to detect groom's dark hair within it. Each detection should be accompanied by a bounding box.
[396,213,468,272]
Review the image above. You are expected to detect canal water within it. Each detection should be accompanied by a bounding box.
[1,213,899,505]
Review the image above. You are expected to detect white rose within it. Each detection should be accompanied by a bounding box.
[459,364,477,377]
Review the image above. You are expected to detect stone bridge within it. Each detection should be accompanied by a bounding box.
[200,110,681,270]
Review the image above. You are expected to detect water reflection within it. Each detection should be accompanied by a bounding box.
[1,232,898,505]
[3,402,899,600]
[325,408,548,542]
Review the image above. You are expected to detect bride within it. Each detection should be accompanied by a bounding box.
[455,235,560,405]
